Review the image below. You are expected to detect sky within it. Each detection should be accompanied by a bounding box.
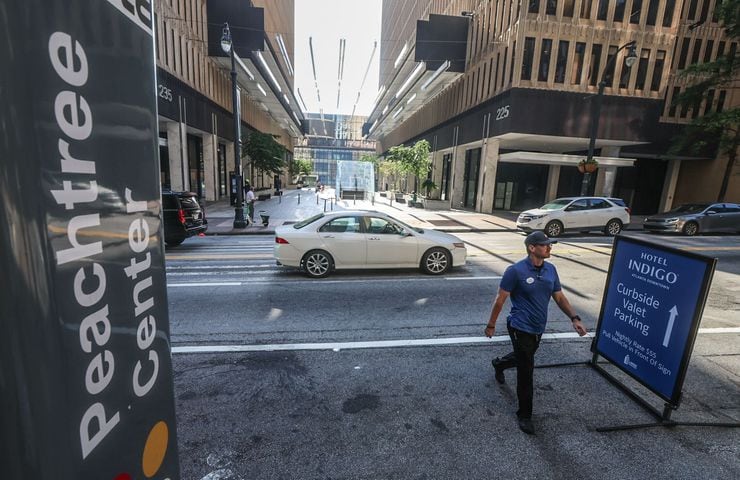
[294,0,382,117]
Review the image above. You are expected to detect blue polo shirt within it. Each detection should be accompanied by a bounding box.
[500,257,562,334]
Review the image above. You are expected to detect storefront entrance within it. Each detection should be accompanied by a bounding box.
[493,163,549,211]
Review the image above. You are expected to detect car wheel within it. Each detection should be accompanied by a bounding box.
[165,238,184,247]
[420,247,451,275]
[683,221,699,236]
[544,221,563,238]
[302,250,333,278]
[604,219,623,236]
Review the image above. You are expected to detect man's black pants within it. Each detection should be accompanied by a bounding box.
[495,324,542,419]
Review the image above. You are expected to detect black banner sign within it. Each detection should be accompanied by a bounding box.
[1,1,180,478]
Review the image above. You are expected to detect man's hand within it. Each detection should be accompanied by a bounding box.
[572,319,587,336]
[484,325,495,338]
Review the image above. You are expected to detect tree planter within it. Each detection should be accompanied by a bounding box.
[578,162,598,174]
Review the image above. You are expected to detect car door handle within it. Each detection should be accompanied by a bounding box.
[369,237,380,240]
[322,235,335,238]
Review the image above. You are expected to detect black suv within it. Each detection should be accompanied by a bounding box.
[161,190,207,246]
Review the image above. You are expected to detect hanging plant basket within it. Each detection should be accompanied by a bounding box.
[578,161,598,174]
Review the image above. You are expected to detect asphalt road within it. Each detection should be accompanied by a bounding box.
[165,231,740,480]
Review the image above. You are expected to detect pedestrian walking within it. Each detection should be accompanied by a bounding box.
[484,231,587,435]
[245,185,256,223]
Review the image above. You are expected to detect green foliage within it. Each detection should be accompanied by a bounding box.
[671,0,740,200]
[386,140,431,201]
[292,158,313,176]
[421,178,438,196]
[243,131,286,176]
[359,154,380,165]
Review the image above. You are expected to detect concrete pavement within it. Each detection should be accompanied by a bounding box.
[201,188,647,236]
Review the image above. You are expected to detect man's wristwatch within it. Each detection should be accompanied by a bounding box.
[570,315,581,322]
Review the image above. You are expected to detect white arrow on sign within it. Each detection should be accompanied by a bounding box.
[663,305,678,347]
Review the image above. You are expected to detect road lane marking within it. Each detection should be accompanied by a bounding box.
[167,276,503,287]
[171,327,739,354]
[165,254,272,260]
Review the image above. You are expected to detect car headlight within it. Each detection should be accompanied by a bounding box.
[665,218,679,223]
[529,214,547,220]
[453,242,465,248]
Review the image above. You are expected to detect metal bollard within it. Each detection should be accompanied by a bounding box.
[353,194,356,205]
[298,194,301,205]
[279,192,282,204]
[331,198,334,211]
[323,198,327,212]
[371,194,374,206]
[317,193,319,205]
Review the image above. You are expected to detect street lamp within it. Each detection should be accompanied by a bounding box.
[581,41,638,196]
[222,23,247,228]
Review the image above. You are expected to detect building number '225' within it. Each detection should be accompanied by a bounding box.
[495,105,510,121]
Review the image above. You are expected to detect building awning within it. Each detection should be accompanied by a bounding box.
[498,151,636,167]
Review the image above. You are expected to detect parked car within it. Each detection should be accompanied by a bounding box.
[643,203,740,236]
[161,190,207,246]
[516,196,631,237]
[274,210,467,278]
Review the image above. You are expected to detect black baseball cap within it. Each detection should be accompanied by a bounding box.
[524,231,558,246]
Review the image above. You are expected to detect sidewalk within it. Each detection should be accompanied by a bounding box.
[201,188,647,235]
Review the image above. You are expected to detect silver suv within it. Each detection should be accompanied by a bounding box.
[517,197,631,237]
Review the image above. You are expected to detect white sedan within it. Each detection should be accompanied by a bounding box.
[274,210,467,278]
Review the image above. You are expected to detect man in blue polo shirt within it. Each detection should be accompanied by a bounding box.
[484,231,587,434]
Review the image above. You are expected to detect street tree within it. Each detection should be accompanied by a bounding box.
[243,131,286,183]
[292,158,313,176]
[671,0,740,201]
[387,140,431,202]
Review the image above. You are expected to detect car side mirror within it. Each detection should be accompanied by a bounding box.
[564,206,574,211]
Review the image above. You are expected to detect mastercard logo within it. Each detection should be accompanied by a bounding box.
[113,420,170,480]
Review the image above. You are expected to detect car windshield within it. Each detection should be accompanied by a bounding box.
[539,199,572,210]
[669,204,710,214]
[293,213,325,229]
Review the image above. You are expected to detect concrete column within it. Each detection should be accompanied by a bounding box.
[596,146,620,197]
[659,159,681,213]
[202,133,218,201]
[478,139,499,213]
[166,122,187,191]
[451,145,467,209]
[545,165,561,201]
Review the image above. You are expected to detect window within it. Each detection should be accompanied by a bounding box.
[663,0,676,27]
[580,0,591,19]
[572,42,586,84]
[630,0,643,24]
[635,49,650,89]
[619,52,633,88]
[502,47,508,88]
[717,41,726,58]
[597,0,608,20]
[365,217,403,235]
[614,0,627,22]
[699,0,710,22]
[717,90,727,112]
[521,37,535,80]
[529,0,540,14]
[704,40,714,63]
[691,39,703,65]
[589,199,611,209]
[604,45,618,87]
[538,39,553,81]
[569,199,590,210]
[646,0,660,25]
[546,0,557,15]
[668,86,680,116]
[704,89,715,115]
[555,40,569,83]
[510,41,516,83]
[589,44,603,86]
[687,0,699,20]
[713,0,722,22]
[678,38,690,69]
[563,0,575,17]
[319,216,361,233]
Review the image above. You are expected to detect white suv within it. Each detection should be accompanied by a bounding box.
[517,197,631,237]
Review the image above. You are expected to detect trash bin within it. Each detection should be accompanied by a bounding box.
[259,210,270,227]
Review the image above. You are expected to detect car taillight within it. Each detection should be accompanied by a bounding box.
[625,207,631,215]
[178,208,186,224]
[275,237,290,244]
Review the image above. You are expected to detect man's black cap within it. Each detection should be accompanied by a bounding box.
[524,231,558,246]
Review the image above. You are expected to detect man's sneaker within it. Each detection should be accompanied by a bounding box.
[491,358,505,384]
[518,417,535,435]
